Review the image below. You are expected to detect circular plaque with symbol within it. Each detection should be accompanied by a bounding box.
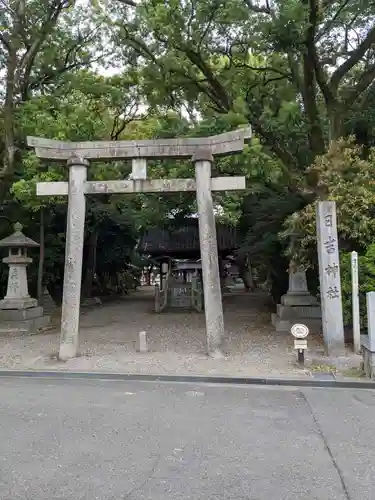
[291,323,309,339]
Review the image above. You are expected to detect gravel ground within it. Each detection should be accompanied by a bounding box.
[0,287,362,378]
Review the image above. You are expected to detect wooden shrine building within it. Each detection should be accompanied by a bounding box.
[137,220,239,312]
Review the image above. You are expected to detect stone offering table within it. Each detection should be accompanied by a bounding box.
[0,223,50,335]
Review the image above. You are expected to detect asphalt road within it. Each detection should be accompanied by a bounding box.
[0,378,374,500]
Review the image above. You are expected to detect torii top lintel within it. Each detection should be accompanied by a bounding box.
[26,127,252,162]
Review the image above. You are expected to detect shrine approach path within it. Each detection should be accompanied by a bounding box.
[0,286,325,377]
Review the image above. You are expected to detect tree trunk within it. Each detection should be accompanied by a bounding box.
[1,42,18,203]
[327,104,343,143]
[82,229,98,299]
[37,208,45,304]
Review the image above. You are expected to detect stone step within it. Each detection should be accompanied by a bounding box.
[276,304,322,319]
[281,294,318,306]
[272,313,322,333]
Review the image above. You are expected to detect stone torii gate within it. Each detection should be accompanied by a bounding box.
[27,128,251,360]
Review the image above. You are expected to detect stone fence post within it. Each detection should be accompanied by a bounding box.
[361,292,375,378]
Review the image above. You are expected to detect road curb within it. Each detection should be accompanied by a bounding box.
[0,370,374,389]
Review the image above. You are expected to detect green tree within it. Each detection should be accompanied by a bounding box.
[0,0,106,200]
[282,139,375,266]
[108,0,375,183]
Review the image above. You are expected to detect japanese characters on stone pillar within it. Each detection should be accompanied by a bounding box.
[316,201,345,355]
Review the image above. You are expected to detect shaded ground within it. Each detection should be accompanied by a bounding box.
[0,287,361,378]
[1,377,374,499]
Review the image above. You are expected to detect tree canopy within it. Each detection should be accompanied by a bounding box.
[0,0,374,302]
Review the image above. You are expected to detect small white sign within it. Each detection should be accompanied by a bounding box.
[294,339,308,350]
[291,323,309,339]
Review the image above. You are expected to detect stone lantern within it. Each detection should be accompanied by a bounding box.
[0,222,50,334]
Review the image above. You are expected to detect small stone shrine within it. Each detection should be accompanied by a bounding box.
[0,222,50,334]
[272,264,322,333]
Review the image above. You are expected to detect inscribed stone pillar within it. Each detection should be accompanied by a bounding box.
[316,201,345,355]
[59,156,88,361]
[193,148,224,357]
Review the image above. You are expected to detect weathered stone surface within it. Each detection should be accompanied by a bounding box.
[2,258,32,298]
[0,307,50,336]
[27,128,252,160]
[288,267,309,294]
[0,297,38,310]
[361,336,375,379]
[37,177,246,196]
[0,254,37,310]
[361,292,375,378]
[59,158,88,361]
[280,294,318,306]
[0,306,43,321]
[276,304,322,320]
[271,314,322,333]
[195,157,224,357]
[316,201,345,355]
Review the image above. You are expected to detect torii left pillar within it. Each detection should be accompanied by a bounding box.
[59,156,88,360]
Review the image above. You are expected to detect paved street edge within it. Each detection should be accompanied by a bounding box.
[0,370,373,389]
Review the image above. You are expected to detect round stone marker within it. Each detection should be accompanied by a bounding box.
[291,323,309,339]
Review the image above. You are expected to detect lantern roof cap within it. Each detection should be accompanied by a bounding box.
[0,222,39,248]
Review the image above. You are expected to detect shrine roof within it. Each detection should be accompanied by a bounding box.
[137,220,239,257]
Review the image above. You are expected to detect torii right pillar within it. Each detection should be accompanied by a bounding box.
[194,148,225,358]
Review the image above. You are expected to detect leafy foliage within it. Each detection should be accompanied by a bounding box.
[341,246,375,329]
[283,139,375,266]
[2,0,375,302]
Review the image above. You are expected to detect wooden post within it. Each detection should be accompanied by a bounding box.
[194,148,225,358]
